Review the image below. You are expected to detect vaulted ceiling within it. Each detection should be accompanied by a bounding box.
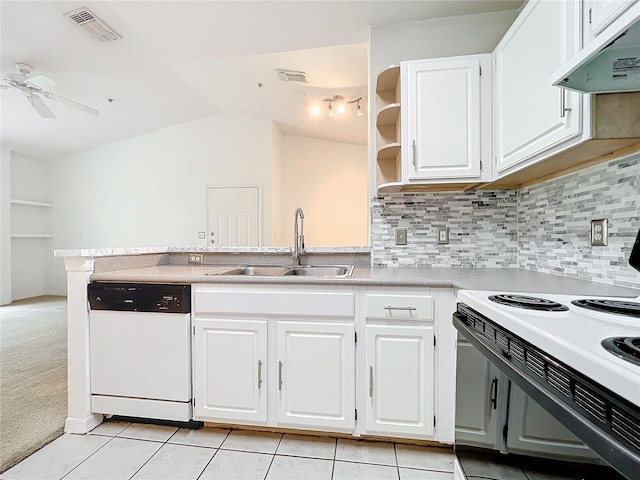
[1,1,523,160]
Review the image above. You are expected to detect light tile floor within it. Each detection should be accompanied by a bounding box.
[1,421,456,480]
[1,422,626,480]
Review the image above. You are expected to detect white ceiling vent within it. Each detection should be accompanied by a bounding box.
[278,70,308,83]
[65,7,121,42]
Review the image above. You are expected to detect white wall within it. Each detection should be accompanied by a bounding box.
[271,123,284,245]
[50,113,275,291]
[275,135,368,247]
[0,148,11,304]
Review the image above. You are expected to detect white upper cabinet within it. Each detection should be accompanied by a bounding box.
[494,0,583,175]
[401,54,491,184]
[587,0,638,38]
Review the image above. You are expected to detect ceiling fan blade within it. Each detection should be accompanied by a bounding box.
[42,91,99,117]
[26,74,57,89]
[29,94,55,118]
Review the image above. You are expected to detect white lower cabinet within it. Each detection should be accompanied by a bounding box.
[192,284,457,443]
[506,384,599,461]
[365,324,434,438]
[277,321,355,431]
[193,285,356,434]
[455,336,599,462]
[454,338,504,450]
[193,318,267,424]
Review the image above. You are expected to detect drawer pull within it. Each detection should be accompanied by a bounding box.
[258,360,263,389]
[384,305,417,311]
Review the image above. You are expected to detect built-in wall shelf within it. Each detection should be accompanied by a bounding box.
[10,199,54,208]
[11,234,54,238]
[10,198,54,239]
[376,104,400,127]
[375,66,402,192]
[376,182,404,194]
[377,143,401,161]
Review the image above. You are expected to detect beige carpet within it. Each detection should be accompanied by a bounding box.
[0,296,68,473]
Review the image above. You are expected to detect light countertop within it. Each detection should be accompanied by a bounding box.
[90,265,640,298]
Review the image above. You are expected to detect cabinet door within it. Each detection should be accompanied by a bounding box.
[494,0,582,174]
[277,321,355,431]
[194,318,268,424]
[507,383,599,461]
[588,0,638,38]
[455,339,502,450]
[365,324,435,438]
[402,55,488,182]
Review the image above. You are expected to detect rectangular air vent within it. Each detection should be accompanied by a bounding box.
[65,7,120,42]
[278,70,308,83]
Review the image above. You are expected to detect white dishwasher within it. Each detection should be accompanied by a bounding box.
[88,282,192,422]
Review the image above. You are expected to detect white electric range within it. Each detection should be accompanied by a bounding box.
[454,289,640,480]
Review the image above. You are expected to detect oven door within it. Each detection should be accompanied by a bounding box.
[453,306,640,480]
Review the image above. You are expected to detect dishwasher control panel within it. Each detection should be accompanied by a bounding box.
[88,282,191,313]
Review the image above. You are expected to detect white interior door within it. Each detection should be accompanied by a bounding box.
[207,187,260,247]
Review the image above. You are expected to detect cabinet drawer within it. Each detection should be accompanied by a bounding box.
[365,294,433,320]
[195,289,354,317]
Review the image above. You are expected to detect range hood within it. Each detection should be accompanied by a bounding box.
[552,4,640,93]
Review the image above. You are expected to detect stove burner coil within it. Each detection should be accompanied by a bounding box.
[572,299,640,318]
[601,337,640,366]
[488,294,569,312]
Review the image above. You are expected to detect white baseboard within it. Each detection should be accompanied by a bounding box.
[45,290,67,297]
[64,414,103,434]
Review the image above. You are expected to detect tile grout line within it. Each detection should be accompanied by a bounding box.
[393,442,400,480]
[196,428,233,480]
[261,432,283,480]
[125,430,171,480]
[59,431,119,480]
[330,437,338,480]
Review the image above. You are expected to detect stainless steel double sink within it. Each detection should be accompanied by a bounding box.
[207,264,354,278]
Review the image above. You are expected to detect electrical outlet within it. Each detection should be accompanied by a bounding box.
[436,227,449,245]
[198,231,206,240]
[395,228,407,245]
[188,253,204,264]
[591,219,608,246]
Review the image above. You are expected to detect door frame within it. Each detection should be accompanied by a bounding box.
[206,184,262,247]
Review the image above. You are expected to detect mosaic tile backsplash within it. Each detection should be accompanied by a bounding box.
[371,152,640,288]
[371,191,518,268]
[518,153,639,288]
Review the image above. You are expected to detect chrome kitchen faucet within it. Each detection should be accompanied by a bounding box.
[292,208,305,265]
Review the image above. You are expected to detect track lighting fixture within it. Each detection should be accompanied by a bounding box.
[311,95,364,118]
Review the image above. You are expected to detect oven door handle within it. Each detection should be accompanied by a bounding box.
[490,376,498,410]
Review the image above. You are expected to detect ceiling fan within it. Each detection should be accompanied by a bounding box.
[0,62,99,118]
